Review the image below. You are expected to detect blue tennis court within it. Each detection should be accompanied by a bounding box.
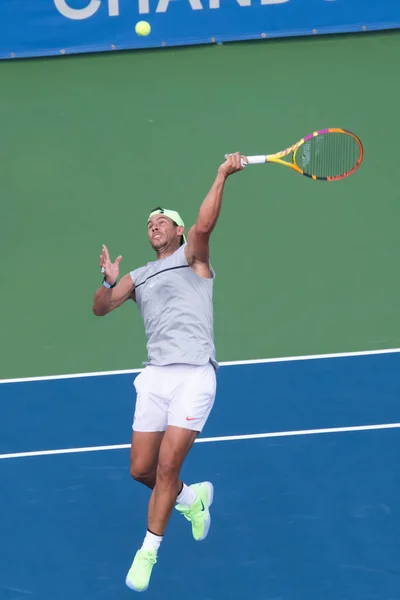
[1,350,400,600]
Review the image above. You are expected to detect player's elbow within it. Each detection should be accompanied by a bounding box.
[92,303,107,316]
[195,222,214,236]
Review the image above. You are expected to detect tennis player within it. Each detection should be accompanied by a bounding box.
[92,152,246,592]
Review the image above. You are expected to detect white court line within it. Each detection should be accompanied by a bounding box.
[1,347,400,385]
[1,422,400,461]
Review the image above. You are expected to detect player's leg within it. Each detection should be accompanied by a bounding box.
[147,425,198,535]
[125,363,216,592]
[170,362,216,540]
[148,362,216,541]
[130,430,164,490]
[129,366,167,492]
[126,426,198,593]
[126,366,196,592]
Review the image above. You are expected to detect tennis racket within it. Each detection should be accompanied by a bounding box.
[226,128,363,181]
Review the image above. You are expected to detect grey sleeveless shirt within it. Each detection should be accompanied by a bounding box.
[129,244,218,369]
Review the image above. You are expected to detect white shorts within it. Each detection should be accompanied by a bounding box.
[132,362,217,433]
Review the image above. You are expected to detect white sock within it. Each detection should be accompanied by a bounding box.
[176,483,197,506]
[141,530,163,553]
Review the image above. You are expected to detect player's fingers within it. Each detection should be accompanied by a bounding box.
[239,155,248,169]
[232,152,241,169]
[227,153,235,168]
[102,244,110,261]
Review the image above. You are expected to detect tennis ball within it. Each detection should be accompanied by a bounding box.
[135,21,151,36]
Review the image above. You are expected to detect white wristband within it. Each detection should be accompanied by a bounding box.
[102,278,116,289]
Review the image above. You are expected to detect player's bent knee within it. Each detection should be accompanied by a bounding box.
[130,463,156,488]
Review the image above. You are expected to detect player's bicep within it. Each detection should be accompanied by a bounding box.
[109,273,135,311]
[185,225,210,266]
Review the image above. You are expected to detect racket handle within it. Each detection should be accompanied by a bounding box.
[246,155,267,164]
[224,153,267,167]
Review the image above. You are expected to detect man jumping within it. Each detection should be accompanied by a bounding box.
[92,152,246,592]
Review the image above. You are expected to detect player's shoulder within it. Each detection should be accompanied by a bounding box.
[129,260,153,286]
[130,245,188,285]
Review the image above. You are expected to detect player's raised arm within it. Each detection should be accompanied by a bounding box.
[92,244,135,316]
[185,152,247,267]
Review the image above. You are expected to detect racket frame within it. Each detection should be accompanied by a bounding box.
[243,128,363,181]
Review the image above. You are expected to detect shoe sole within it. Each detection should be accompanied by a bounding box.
[197,481,214,541]
[125,576,148,593]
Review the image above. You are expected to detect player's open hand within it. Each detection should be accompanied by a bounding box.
[100,244,122,286]
[218,152,248,178]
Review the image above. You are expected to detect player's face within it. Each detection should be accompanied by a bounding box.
[147,215,178,250]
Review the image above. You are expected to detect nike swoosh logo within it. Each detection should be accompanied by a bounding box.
[186,417,196,421]
[200,499,205,512]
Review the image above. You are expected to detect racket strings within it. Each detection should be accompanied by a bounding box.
[297,132,361,179]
